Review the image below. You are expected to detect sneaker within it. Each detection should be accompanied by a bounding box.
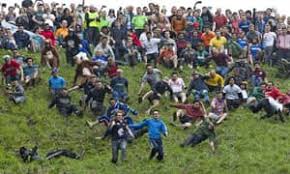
[86,120,94,129]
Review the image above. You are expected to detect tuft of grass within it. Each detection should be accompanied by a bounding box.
[1,49,290,174]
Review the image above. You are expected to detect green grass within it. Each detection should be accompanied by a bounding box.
[1,48,290,174]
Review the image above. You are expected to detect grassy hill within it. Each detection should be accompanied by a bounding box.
[1,48,290,174]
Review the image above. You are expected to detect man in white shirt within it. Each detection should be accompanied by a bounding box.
[223,77,242,110]
[247,96,288,122]
[262,24,277,65]
[142,32,161,65]
[168,72,186,103]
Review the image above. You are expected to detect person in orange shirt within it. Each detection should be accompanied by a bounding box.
[201,26,216,50]
[55,20,69,45]
[171,9,187,33]
[159,43,178,69]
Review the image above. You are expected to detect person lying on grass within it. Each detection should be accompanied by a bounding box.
[180,117,217,152]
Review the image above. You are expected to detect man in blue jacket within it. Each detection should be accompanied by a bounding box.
[186,71,210,104]
[130,110,168,161]
[87,98,138,127]
[13,26,31,49]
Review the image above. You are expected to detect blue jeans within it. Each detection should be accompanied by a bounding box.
[149,138,164,161]
[216,66,229,77]
[112,90,128,102]
[112,139,127,163]
[251,75,263,87]
[193,89,210,103]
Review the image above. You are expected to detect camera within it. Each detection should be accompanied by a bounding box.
[19,146,39,162]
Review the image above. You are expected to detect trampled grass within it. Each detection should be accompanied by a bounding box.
[1,49,290,174]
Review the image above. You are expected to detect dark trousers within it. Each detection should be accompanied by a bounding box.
[112,139,127,163]
[249,98,284,122]
[181,133,208,147]
[226,99,241,110]
[59,105,79,116]
[135,29,144,38]
[88,27,99,46]
[149,138,163,161]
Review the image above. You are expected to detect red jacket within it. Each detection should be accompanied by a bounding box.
[106,64,118,78]
[40,30,56,46]
[129,33,142,47]
[265,87,285,100]
[1,60,20,77]
[174,104,205,120]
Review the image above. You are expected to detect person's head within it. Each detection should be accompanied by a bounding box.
[254,63,261,69]
[18,26,24,32]
[249,24,255,31]
[171,72,178,81]
[252,38,258,44]
[136,7,142,15]
[26,57,33,66]
[146,64,154,74]
[109,97,117,106]
[216,8,222,15]
[228,77,235,86]
[89,5,96,12]
[151,109,160,119]
[204,26,210,33]
[3,55,11,63]
[240,82,247,89]
[164,30,170,38]
[216,91,223,100]
[267,81,274,89]
[265,24,271,32]
[12,49,19,57]
[209,70,216,78]
[216,30,221,38]
[260,82,267,90]
[37,4,44,12]
[212,48,219,55]
[115,110,124,121]
[94,81,103,89]
[44,39,52,48]
[116,69,123,77]
[176,9,183,17]
[192,100,201,108]
[146,31,152,39]
[61,20,68,28]
[101,36,108,45]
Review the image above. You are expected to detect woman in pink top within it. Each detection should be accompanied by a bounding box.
[208,92,228,124]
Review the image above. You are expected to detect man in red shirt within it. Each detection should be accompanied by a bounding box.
[170,100,207,129]
[159,43,178,69]
[1,55,21,84]
[213,8,228,31]
[264,82,285,100]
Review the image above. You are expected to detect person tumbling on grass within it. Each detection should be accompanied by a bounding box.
[130,110,168,161]
[96,111,135,164]
[180,117,217,152]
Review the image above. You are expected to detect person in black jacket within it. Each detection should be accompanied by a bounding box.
[97,111,134,164]
[187,71,210,104]
[85,80,112,116]
[139,78,173,114]
[13,26,31,49]
[48,88,82,117]
[63,29,81,66]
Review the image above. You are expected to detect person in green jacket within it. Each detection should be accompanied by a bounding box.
[132,7,148,37]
